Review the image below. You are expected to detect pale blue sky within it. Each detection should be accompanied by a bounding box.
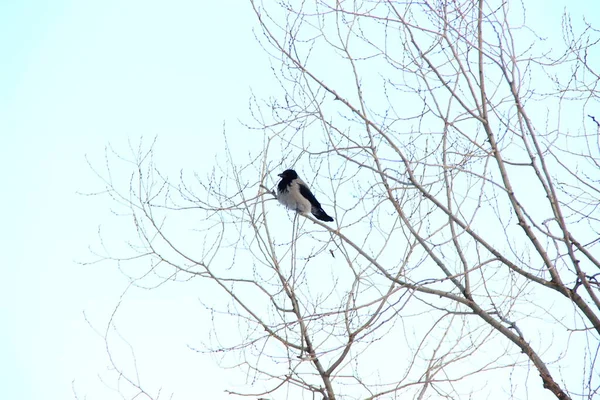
[1,1,598,400]
[0,1,273,399]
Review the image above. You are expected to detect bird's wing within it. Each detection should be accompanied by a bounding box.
[297,180,322,208]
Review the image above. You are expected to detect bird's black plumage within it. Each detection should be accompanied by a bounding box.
[277,169,334,222]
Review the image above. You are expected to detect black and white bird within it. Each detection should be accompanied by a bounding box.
[277,169,334,222]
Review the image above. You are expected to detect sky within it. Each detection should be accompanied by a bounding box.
[0,1,274,399]
[0,1,597,400]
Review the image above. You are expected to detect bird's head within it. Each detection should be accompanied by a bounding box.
[278,169,298,180]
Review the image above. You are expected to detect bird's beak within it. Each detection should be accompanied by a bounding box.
[277,173,283,178]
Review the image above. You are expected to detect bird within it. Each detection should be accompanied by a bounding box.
[277,169,334,222]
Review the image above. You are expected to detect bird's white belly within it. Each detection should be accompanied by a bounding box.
[278,189,311,214]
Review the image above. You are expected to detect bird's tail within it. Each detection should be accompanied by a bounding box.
[313,207,334,222]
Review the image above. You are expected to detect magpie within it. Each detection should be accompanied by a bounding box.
[277,169,334,222]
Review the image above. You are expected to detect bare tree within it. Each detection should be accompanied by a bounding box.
[92,1,600,399]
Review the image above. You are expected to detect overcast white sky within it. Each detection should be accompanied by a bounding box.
[1,1,597,400]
